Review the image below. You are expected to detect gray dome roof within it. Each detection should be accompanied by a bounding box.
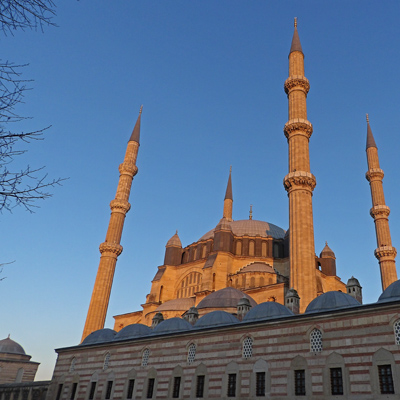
[114,324,151,341]
[239,262,275,274]
[243,301,294,322]
[195,311,239,329]
[200,219,286,241]
[197,287,257,310]
[80,328,117,346]
[156,297,195,312]
[378,279,400,303]
[305,291,360,314]
[347,276,361,287]
[0,337,26,355]
[152,317,192,334]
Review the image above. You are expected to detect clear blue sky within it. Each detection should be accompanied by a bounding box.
[1,2,400,381]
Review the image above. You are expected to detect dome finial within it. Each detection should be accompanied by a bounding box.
[294,17,297,28]
[139,105,143,114]
[325,241,328,246]
[366,113,369,123]
[249,204,253,220]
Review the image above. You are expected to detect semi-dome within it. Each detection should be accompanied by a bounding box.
[305,291,360,314]
[197,287,257,310]
[200,219,286,241]
[195,311,239,329]
[378,280,400,303]
[0,336,26,355]
[114,324,151,341]
[243,301,294,322]
[81,328,117,346]
[152,317,192,334]
[156,297,195,312]
[239,262,275,274]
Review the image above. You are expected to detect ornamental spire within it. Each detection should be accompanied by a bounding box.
[129,105,143,143]
[290,17,303,54]
[366,113,377,149]
[223,167,233,221]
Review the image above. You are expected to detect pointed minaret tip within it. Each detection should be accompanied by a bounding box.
[129,105,143,143]
[224,167,233,200]
[290,17,303,55]
[249,204,253,220]
[366,113,377,150]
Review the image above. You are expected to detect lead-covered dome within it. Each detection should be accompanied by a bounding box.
[0,336,26,355]
[305,291,360,314]
[195,311,239,329]
[243,301,293,322]
[378,280,400,303]
[152,317,192,335]
[200,219,286,241]
[114,324,151,341]
[81,328,116,345]
[197,287,257,310]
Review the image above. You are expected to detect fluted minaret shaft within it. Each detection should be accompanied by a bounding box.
[365,115,397,290]
[283,19,317,312]
[81,108,142,341]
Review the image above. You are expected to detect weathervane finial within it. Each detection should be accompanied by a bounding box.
[294,17,297,28]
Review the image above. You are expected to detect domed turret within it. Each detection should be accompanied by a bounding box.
[285,287,300,314]
[164,231,183,265]
[237,297,252,321]
[0,336,26,356]
[213,218,234,252]
[316,242,337,276]
[346,276,362,304]
[320,242,335,258]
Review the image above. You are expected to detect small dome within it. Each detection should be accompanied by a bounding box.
[152,317,192,334]
[215,218,232,232]
[0,337,26,355]
[243,301,293,322]
[200,220,286,241]
[166,231,182,247]
[305,291,360,314]
[195,311,239,329]
[347,276,361,287]
[378,280,400,303]
[239,262,275,274]
[81,328,116,346]
[197,287,257,310]
[156,297,195,312]
[114,324,152,341]
[320,242,335,258]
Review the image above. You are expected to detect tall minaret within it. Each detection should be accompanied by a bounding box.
[365,114,397,290]
[223,167,233,221]
[81,107,142,341]
[283,19,317,312]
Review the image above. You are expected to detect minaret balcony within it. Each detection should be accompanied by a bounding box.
[370,205,390,219]
[284,75,310,95]
[365,168,384,182]
[374,246,397,260]
[284,118,313,139]
[283,171,316,193]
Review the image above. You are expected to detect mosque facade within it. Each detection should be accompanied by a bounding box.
[45,20,400,400]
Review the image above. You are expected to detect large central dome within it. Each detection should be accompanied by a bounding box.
[200,219,286,241]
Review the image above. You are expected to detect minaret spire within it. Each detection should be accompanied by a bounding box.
[223,166,233,221]
[81,107,143,341]
[283,19,317,312]
[365,114,397,290]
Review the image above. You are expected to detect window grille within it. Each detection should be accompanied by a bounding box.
[172,377,181,398]
[196,375,205,398]
[56,384,63,400]
[256,372,265,397]
[378,365,394,394]
[294,370,305,396]
[70,383,78,400]
[394,319,400,345]
[105,381,113,400]
[88,383,96,400]
[146,378,155,399]
[227,373,236,397]
[187,343,196,364]
[103,353,110,370]
[69,358,76,373]
[127,380,135,399]
[330,368,343,395]
[310,329,322,352]
[242,337,253,359]
[142,349,150,367]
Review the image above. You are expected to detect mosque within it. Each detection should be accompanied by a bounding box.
[7,20,399,400]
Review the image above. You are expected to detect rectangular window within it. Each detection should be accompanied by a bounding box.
[196,375,205,398]
[126,379,135,399]
[172,377,181,398]
[56,384,63,400]
[89,382,96,400]
[378,365,395,394]
[330,368,343,395]
[105,381,113,400]
[227,373,236,397]
[294,370,305,396]
[256,372,265,396]
[146,378,155,399]
[70,383,78,400]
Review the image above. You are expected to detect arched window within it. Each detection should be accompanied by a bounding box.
[394,319,400,345]
[142,348,150,367]
[242,337,253,359]
[259,277,264,287]
[249,241,255,256]
[177,272,202,298]
[159,286,164,302]
[202,245,207,259]
[69,357,76,372]
[236,241,242,255]
[187,343,196,364]
[261,242,267,257]
[103,353,110,370]
[15,368,24,383]
[310,329,322,352]
[250,277,255,288]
